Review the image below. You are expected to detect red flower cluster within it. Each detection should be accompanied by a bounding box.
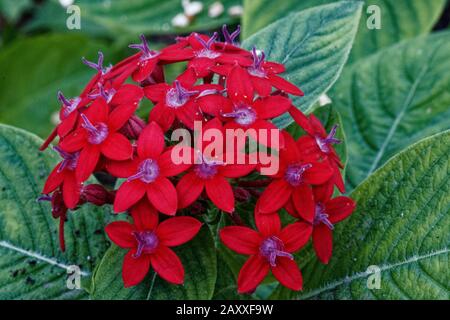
[40,26,355,291]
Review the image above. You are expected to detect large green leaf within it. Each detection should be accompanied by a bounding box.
[242,0,446,63]
[242,1,363,128]
[0,0,32,22]
[330,31,450,190]
[272,130,450,300]
[0,34,119,138]
[0,124,112,299]
[90,226,217,300]
[26,0,240,37]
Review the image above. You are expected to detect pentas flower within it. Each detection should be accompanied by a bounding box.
[144,68,222,131]
[42,146,81,209]
[107,122,190,215]
[177,32,252,78]
[289,107,345,193]
[310,188,355,264]
[212,48,303,97]
[219,65,292,147]
[105,201,202,287]
[59,98,135,182]
[176,119,255,213]
[257,131,333,222]
[88,83,144,108]
[220,211,311,293]
[128,34,191,83]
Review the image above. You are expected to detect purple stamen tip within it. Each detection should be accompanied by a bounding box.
[82,51,110,74]
[57,91,71,107]
[314,203,334,230]
[128,159,160,184]
[37,195,52,202]
[285,163,313,186]
[222,24,241,44]
[132,231,159,258]
[129,34,159,59]
[260,236,293,267]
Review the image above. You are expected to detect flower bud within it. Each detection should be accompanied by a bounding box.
[119,115,146,140]
[81,184,114,206]
[234,187,252,203]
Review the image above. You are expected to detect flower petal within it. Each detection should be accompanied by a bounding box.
[146,177,178,215]
[253,96,291,119]
[267,74,304,96]
[101,133,133,161]
[75,145,100,182]
[271,257,303,291]
[59,129,87,152]
[150,104,175,133]
[313,224,333,264]
[151,245,184,285]
[291,184,315,223]
[159,149,192,177]
[258,179,292,214]
[205,175,235,213]
[114,179,146,213]
[220,226,262,255]
[105,221,136,248]
[122,250,151,287]
[303,162,334,185]
[176,172,204,209]
[279,222,312,253]
[254,210,281,237]
[106,158,139,178]
[62,172,81,209]
[130,199,159,231]
[237,255,269,294]
[227,65,253,104]
[108,104,139,132]
[137,121,165,159]
[157,217,202,247]
[42,166,64,194]
[327,197,356,224]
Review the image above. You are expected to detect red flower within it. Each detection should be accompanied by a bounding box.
[180,32,252,78]
[107,122,190,215]
[105,201,202,287]
[220,211,311,293]
[290,106,345,193]
[144,68,223,131]
[128,34,191,82]
[212,47,303,97]
[176,119,255,213]
[42,146,81,209]
[59,98,134,182]
[309,188,356,264]
[220,65,292,147]
[257,131,333,222]
[38,189,68,251]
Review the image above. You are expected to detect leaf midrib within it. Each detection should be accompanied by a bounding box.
[0,240,90,276]
[298,247,449,299]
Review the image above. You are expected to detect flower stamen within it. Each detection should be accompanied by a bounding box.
[259,236,293,267]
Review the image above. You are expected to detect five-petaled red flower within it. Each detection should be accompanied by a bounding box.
[105,201,202,287]
[59,98,135,182]
[108,122,189,215]
[220,210,311,293]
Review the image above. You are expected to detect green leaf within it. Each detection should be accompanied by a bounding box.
[242,1,363,128]
[0,124,112,299]
[242,0,446,63]
[273,130,450,300]
[0,0,32,22]
[90,226,217,300]
[0,34,120,138]
[330,31,450,190]
[26,0,240,37]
